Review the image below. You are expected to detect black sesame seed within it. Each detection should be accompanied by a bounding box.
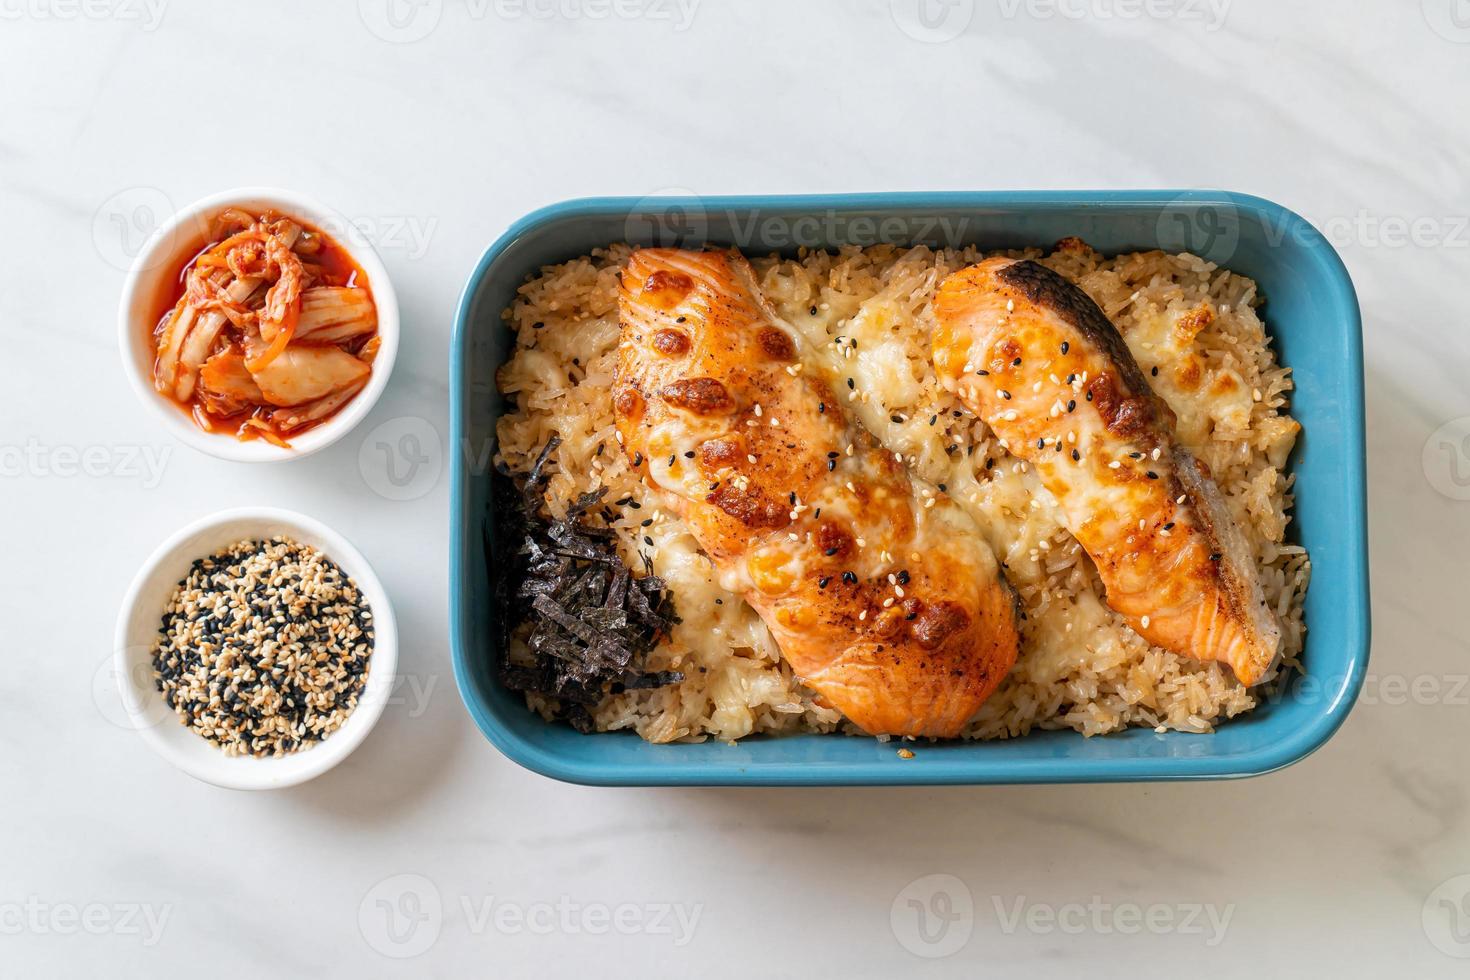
[1061,341,1069,354]
[1072,449,1080,461]
[818,576,832,589]
[1146,471,1159,479]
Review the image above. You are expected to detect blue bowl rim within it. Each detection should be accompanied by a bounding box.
[449,190,1370,787]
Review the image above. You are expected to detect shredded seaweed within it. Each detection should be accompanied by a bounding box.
[492,435,682,732]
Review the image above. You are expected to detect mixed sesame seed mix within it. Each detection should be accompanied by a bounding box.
[151,537,374,758]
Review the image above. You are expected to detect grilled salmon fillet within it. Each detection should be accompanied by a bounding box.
[932,257,1280,685]
[614,249,1019,737]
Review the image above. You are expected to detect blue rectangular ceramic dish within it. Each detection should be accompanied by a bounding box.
[449,191,1368,786]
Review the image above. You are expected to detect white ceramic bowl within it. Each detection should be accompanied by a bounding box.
[118,187,400,462]
[114,507,398,790]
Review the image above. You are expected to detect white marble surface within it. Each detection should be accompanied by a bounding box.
[3,1,1468,975]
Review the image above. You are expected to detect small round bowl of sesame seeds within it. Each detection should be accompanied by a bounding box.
[114,507,397,790]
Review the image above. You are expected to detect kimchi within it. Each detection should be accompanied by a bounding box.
[151,208,380,448]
